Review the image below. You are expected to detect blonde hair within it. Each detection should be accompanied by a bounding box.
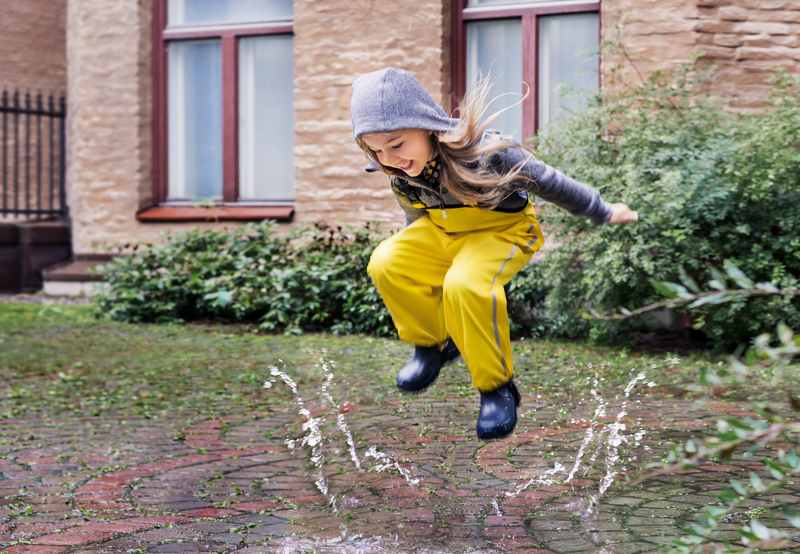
[355,76,536,208]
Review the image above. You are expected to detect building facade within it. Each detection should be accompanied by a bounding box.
[4,0,800,257]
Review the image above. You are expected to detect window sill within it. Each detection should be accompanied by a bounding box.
[136,205,294,223]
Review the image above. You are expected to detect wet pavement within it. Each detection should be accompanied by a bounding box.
[1,380,799,553]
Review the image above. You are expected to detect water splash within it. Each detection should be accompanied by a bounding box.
[505,461,565,500]
[493,371,648,525]
[264,357,422,519]
[582,387,608,478]
[269,365,338,513]
[271,533,401,554]
[364,445,421,487]
[319,357,362,471]
[565,380,606,484]
[598,372,646,497]
[490,462,565,517]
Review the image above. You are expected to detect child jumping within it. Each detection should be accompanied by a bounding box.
[349,67,638,440]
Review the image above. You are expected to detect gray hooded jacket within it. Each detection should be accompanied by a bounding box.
[351,67,612,226]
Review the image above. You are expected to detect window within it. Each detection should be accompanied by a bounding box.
[144,0,294,222]
[453,0,600,142]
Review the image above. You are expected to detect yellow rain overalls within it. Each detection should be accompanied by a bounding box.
[367,199,544,393]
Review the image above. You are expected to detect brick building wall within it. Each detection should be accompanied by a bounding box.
[1,1,67,221]
[62,0,800,255]
[1,1,67,93]
[603,0,799,108]
[292,0,451,225]
[66,0,157,254]
[695,0,800,110]
[602,0,700,90]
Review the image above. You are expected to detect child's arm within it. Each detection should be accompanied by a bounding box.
[489,146,614,225]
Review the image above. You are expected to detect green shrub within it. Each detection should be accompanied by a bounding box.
[95,221,394,336]
[623,269,800,553]
[97,68,799,350]
[530,67,800,349]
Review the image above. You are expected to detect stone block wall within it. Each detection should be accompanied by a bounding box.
[695,0,800,110]
[1,1,67,220]
[603,0,799,109]
[292,0,451,226]
[1,1,67,93]
[602,0,699,90]
[60,0,799,254]
[66,0,157,254]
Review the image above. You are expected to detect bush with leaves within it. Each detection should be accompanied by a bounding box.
[95,221,394,336]
[530,65,800,349]
[609,263,800,552]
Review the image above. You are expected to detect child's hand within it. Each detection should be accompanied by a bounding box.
[608,203,639,224]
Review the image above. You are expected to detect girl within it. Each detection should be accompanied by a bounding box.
[350,67,638,440]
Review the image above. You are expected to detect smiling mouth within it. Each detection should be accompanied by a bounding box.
[398,160,413,171]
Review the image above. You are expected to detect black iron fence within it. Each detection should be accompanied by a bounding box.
[1,90,67,219]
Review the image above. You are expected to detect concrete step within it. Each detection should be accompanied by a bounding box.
[42,255,112,297]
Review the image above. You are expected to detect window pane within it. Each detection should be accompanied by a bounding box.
[168,0,292,27]
[538,13,599,131]
[466,19,523,142]
[168,40,222,201]
[467,0,583,7]
[239,35,294,201]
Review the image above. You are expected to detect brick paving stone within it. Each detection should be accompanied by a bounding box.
[2,546,67,554]
[0,395,797,553]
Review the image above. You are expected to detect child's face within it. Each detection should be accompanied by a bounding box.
[360,129,433,177]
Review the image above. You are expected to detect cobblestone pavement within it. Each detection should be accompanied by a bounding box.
[1,390,799,553]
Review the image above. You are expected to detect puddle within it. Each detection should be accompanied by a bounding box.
[262,358,654,551]
[269,532,501,554]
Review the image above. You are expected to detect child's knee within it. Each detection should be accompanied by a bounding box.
[367,240,394,281]
[443,267,488,300]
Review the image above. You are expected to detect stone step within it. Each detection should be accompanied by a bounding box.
[42,255,113,297]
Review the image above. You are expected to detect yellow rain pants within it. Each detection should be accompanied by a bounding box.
[367,200,544,392]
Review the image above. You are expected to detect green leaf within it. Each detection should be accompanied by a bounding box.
[739,528,759,542]
[763,458,786,480]
[678,266,701,293]
[730,479,747,496]
[784,508,800,528]
[693,291,733,308]
[756,282,779,293]
[777,322,794,345]
[725,417,753,431]
[650,279,686,299]
[723,259,754,289]
[699,367,722,386]
[709,267,727,289]
[749,472,766,493]
[687,523,710,537]
[708,280,726,291]
[749,519,771,541]
[707,506,728,518]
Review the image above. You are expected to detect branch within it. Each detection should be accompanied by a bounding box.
[630,422,800,486]
[592,286,800,321]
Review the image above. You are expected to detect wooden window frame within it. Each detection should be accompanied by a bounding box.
[451,0,602,140]
[140,0,294,223]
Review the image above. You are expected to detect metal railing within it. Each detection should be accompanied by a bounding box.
[0,90,67,219]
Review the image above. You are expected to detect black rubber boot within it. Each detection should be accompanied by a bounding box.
[396,338,460,392]
[476,379,521,440]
